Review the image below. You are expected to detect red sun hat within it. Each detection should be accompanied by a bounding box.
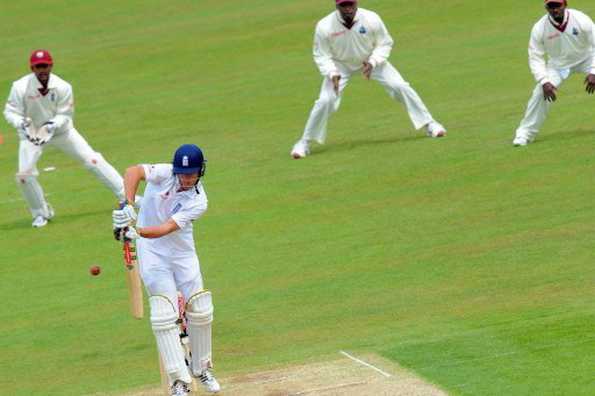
[30,50,53,66]
[336,0,357,4]
[544,0,566,4]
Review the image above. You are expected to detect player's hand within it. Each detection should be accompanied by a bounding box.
[19,117,32,130]
[113,226,124,241]
[112,204,137,228]
[331,75,341,96]
[17,118,32,141]
[542,82,557,102]
[584,74,595,94]
[362,62,373,80]
[123,226,140,241]
[36,122,56,145]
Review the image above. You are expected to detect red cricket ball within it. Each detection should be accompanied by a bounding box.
[89,265,101,276]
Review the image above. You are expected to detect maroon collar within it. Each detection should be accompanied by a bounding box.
[548,11,569,32]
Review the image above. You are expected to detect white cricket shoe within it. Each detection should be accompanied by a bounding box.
[198,370,221,393]
[170,380,191,396]
[32,216,48,228]
[290,139,310,159]
[426,121,447,138]
[512,136,533,146]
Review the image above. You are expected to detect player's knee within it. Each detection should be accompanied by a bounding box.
[149,295,178,331]
[15,172,35,185]
[83,152,105,169]
[316,95,335,108]
[186,290,213,325]
[389,81,410,92]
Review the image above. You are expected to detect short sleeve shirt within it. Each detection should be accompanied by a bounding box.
[137,164,208,257]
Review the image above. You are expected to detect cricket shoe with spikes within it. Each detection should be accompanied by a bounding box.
[170,380,191,396]
[198,369,221,393]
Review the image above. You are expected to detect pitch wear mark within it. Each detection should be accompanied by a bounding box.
[359,26,367,34]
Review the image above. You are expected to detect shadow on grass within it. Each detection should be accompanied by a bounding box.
[540,128,594,143]
[0,209,110,232]
[312,134,425,156]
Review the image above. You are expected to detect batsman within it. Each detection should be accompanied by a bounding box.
[112,144,220,395]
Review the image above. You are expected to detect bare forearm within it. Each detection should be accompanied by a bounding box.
[124,165,145,204]
[137,219,179,239]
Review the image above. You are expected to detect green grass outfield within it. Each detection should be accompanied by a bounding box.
[1,1,595,395]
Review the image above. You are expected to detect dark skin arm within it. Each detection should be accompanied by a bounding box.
[584,74,595,94]
[362,62,373,80]
[332,75,341,95]
[542,82,557,102]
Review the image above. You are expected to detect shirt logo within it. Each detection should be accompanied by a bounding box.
[50,92,56,102]
[359,26,367,34]
[572,28,579,36]
[171,203,182,215]
[182,155,189,167]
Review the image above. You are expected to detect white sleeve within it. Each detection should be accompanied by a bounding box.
[313,23,340,78]
[50,83,74,129]
[528,23,550,85]
[142,164,172,184]
[3,82,26,129]
[368,15,394,68]
[590,21,595,74]
[171,190,208,230]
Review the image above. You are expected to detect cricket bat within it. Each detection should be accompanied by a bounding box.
[123,239,144,319]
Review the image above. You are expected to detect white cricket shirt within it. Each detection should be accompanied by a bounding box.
[138,164,208,257]
[529,8,595,84]
[4,73,74,134]
[313,8,394,78]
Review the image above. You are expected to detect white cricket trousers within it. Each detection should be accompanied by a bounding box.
[300,61,434,144]
[515,57,593,141]
[16,127,125,218]
[137,243,204,313]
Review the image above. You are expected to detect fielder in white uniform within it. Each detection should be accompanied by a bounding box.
[513,0,595,146]
[3,49,125,227]
[291,0,446,159]
[112,144,220,396]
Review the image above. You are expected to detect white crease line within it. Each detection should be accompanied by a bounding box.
[340,350,392,378]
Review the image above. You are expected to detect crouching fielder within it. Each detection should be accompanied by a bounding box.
[4,49,125,227]
[112,144,220,396]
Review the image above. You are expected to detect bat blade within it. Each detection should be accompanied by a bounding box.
[123,240,144,319]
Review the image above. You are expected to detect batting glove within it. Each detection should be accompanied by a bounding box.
[123,226,140,241]
[112,204,137,228]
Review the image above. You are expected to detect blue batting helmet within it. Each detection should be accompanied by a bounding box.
[172,144,206,176]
